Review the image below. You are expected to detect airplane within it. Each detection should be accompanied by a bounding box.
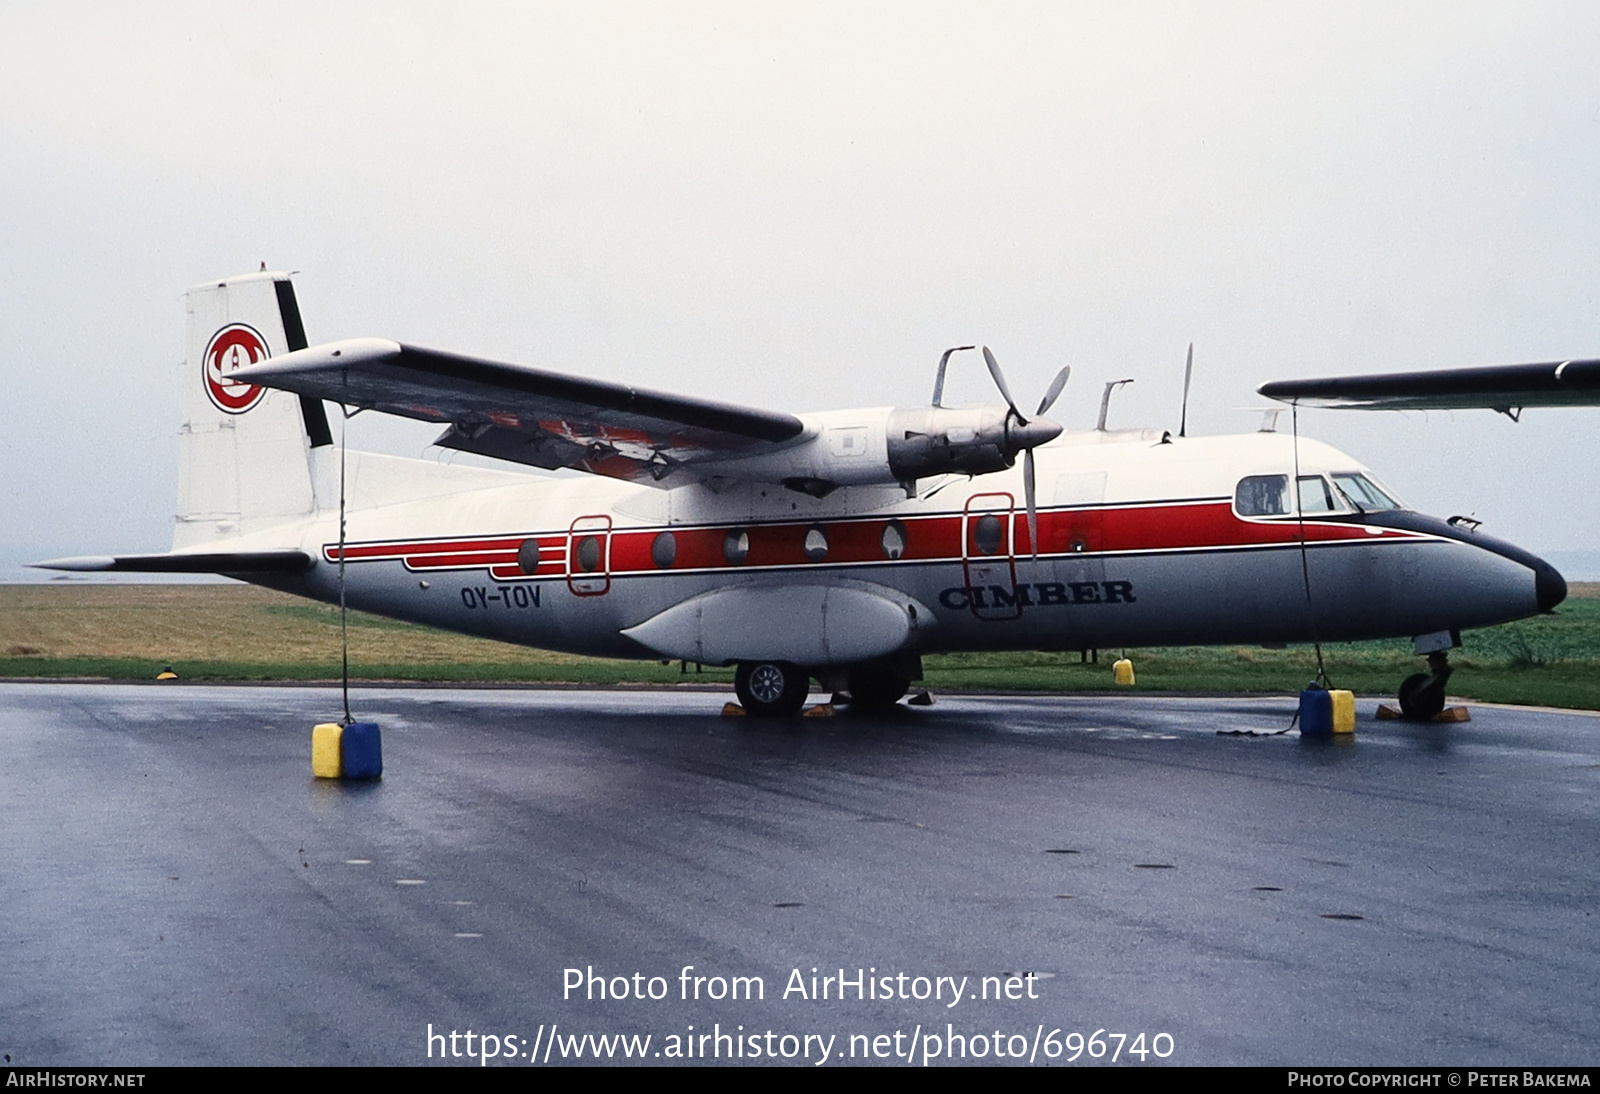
[35,271,1567,719]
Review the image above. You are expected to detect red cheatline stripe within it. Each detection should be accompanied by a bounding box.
[406,552,520,569]
[324,501,1415,574]
[328,537,528,560]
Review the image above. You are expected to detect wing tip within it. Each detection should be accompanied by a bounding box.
[28,556,118,572]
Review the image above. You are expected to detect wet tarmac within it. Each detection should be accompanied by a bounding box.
[2,683,1596,1067]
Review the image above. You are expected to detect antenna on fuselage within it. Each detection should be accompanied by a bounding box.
[1179,343,1194,437]
[1097,378,1134,431]
[931,346,976,407]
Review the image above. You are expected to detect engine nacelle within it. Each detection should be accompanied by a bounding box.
[691,405,1061,495]
[885,405,1017,481]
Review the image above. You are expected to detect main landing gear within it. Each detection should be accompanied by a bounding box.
[734,661,811,717]
[732,655,922,716]
[843,664,914,712]
[1397,650,1453,721]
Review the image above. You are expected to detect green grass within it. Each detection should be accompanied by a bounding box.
[4,583,1599,709]
[925,597,1600,707]
[258,603,427,630]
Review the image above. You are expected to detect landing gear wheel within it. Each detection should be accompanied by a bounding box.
[735,661,810,717]
[1398,649,1454,721]
[845,667,911,711]
[1397,672,1446,721]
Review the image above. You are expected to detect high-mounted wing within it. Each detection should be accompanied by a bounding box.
[230,338,807,484]
[1258,358,1600,412]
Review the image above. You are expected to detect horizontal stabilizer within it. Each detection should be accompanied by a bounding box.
[1259,359,1600,410]
[31,551,312,574]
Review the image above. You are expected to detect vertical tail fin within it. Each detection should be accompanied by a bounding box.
[173,272,333,549]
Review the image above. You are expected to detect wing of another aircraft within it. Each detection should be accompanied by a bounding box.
[1258,358,1600,412]
[231,338,807,484]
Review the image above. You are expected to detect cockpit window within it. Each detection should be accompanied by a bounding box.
[1238,473,1353,517]
[1235,474,1290,516]
[1331,473,1403,512]
[1297,475,1339,514]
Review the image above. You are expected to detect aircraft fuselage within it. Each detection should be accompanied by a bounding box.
[250,428,1561,665]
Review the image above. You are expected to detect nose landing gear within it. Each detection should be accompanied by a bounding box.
[1397,650,1453,721]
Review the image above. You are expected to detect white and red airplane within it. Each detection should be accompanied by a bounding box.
[38,272,1566,717]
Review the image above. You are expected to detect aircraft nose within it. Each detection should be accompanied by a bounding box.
[1534,556,1567,613]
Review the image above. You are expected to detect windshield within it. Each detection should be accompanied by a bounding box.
[1330,473,1403,511]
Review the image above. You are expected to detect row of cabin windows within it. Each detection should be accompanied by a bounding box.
[560,520,914,574]
[1235,472,1402,517]
[557,479,1396,577]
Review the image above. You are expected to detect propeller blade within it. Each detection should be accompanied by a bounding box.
[1023,447,1039,559]
[1036,365,1070,416]
[982,346,1023,421]
[1179,342,1194,437]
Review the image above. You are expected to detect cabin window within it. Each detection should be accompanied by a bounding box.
[880,519,907,560]
[1331,473,1403,512]
[574,535,602,573]
[651,531,677,569]
[973,513,1004,555]
[724,528,750,564]
[803,525,828,562]
[517,539,541,575]
[1235,474,1289,516]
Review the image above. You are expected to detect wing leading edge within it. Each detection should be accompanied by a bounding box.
[231,339,808,484]
[1258,358,1600,412]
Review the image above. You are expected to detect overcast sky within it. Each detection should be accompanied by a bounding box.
[4,2,1599,571]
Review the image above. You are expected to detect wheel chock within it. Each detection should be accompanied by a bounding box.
[721,702,747,717]
[907,690,935,706]
[156,666,178,680]
[1376,703,1470,723]
[802,703,836,718]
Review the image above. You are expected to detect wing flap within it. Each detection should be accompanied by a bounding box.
[1258,359,1600,410]
[230,339,806,482]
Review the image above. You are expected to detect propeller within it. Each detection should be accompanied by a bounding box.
[980,346,1069,558]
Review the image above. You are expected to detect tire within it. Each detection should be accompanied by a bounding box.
[1397,672,1446,721]
[845,667,911,711]
[735,661,810,717]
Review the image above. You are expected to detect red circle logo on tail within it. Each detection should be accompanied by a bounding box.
[203,324,271,413]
